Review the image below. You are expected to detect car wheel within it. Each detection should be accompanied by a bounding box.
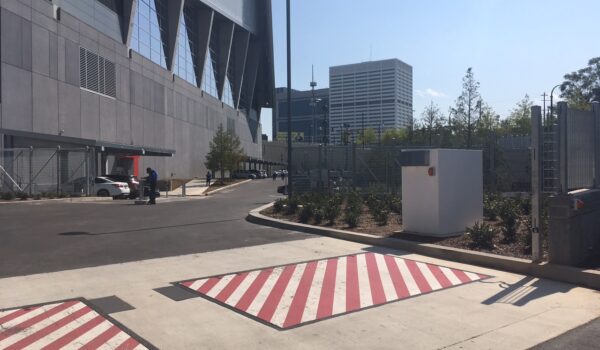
[97,189,110,197]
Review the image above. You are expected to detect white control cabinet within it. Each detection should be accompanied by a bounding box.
[402,149,483,237]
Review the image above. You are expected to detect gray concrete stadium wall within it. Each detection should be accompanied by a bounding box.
[0,0,267,179]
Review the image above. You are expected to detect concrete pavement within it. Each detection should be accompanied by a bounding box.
[1,180,600,349]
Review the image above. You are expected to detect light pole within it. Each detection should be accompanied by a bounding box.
[549,84,562,125]
[286,0,293,198]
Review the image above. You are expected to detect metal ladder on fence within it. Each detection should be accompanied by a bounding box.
[542,125,560,194]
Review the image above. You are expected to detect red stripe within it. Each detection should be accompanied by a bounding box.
[0,301,79,341]
[384,255,410,298]
[365,253,387,305]
[197,278,221,294]
[316,258,338,319]
[404,260,432,293]
[235,269,273,311]
[283,261,318,327]
[215,273,249,303]
[79,325,121,350]
[345,255,360,312]
[427,264,453,288]
[41,315,105,350]
[477,273,489,280]
[5,307,92,350]
[452,269,472,283]
[115,337,140,350]
[257,265,296,322]
[0,307,40,326]
[180,281,194,288]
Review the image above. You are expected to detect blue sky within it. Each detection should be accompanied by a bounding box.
[261,0,599,139]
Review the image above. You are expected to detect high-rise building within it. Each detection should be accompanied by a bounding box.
[0,0,274,180]
[274,87,329,143]
[329,59,412,143]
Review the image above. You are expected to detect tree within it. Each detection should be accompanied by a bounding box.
[500,95,533,135]
[204,124,245,182]
[420,101,443,146]
[561,57,600,110]
[454,68,481,148]
[381,128,409,146]
[356,128,377,146]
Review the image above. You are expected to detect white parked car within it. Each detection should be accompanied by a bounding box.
[94,177,130,199]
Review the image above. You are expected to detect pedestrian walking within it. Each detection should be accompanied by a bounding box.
[146,167,158,205]
[281,171,286,181]
[272,172,277,181]
[206,171,212,186]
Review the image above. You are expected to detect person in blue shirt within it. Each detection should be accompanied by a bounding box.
[146,167,158,205]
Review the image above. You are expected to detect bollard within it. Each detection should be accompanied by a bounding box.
[181,183,186,197]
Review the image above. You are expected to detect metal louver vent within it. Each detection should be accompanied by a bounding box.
[79,47,117,98]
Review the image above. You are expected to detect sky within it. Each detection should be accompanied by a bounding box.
[260,0,599,140]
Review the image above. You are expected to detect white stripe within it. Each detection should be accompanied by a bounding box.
[394,258,421,295]
[300,259,328,323]
[375,254,398,302]
[417,262,442,290]
[0,302,86,348]
[61,320,113,350]
[134,344,149,350]
[188,279,208,291]
[205,274,236,298]
[464,271,481,281]
[0,302,62,329]
[97,331,131,350]
[355,254,373,308]
[224,270,261,306]
[245,267,285,316]
[331,256,347,316]
[270,263,307,327]
[440,267,462,285]
[23,309,100,350]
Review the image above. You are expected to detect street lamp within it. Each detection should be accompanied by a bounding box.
[286,0,293,198]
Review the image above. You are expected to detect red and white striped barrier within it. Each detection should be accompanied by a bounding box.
[0,300,151,350]
[178,252,490,329]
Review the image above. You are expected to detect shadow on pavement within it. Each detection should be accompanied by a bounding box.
[58,218,242,236]
[481,276,573,307]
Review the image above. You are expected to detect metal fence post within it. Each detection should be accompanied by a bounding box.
[352,142,356,189]
[56,146,61,194]
[531,106,543,263]
[28,147,33,196]
[558,102,569,193]
[593,102,600,189]
[84,147,90,196]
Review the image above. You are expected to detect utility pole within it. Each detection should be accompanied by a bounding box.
[361,113,365,149]
[541,92,548,122]
[310,65,317,143]
[286,0,293,198]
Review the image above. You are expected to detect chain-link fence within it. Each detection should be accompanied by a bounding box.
[277,139,530,195]
[0,147,94,196]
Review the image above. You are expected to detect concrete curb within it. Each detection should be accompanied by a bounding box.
[247,202,600,290]
[205,179,252,196]
[0,197,115,205]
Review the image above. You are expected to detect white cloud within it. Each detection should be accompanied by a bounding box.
[425,88,446,98]
[416,88,446,99]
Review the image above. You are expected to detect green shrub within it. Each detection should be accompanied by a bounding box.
[484,194,501,220]
[323,199,341,225]
[390,196,402,214]
[286,197,299,215]
[273,198,286,213]
[33,193,42,200]
[16,192,29,201]
[519,196,531,216]
[58,192,70,199]
[1,192,15,201]
[467,221,498,249]
[45,192,58,199]
[344,208,360,228]
[313,208,324,224]
[299,204,314,223]
[499,200,520,242]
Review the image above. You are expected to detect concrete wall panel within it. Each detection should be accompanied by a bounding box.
[2,63,32,131]
[80,91,100,140]
[33,73,59,134]
[32,24,50,76]
[99,98,117,142]
[58,81,81,137]
[115,101,131,144]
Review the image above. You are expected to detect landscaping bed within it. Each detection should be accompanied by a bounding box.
[262,191,545,260]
